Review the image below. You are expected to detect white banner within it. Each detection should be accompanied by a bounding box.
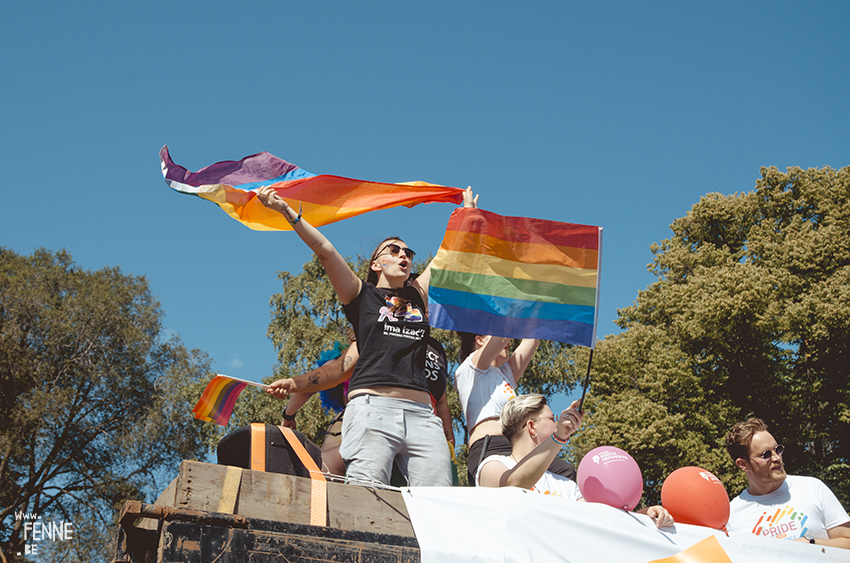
[401,487,847,563]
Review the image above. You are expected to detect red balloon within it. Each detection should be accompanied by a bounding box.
[661,466,730,529]
[577,446,643,510]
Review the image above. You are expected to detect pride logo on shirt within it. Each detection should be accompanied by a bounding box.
[751,505,809,539]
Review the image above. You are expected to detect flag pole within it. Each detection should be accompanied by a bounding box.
[577,349,594,412]
[216,374,270,390]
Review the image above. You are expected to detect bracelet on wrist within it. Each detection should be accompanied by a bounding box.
[282,409,297,421]
[288,201,303,226]
[551,432,568,445]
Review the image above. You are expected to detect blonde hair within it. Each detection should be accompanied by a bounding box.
[500,394,547,443]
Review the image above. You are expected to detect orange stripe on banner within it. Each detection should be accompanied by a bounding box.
[250,423,266,472]
[440,229,599,270]
[645,536,733,563]
[280,427,327,527]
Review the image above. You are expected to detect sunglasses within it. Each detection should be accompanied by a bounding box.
[532,415,557,423]
[378,243,416,260]
[755,444,785,460]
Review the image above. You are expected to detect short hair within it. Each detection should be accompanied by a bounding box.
[725,417,769,462]
[501,394,547,444]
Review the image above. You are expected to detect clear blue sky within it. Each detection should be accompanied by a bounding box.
[2,2,847,412]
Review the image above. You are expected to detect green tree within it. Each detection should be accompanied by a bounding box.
[0,248,214,562]
[207,252,583,485]
[567,166,850,507]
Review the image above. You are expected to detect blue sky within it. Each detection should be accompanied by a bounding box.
[2,2,847,413]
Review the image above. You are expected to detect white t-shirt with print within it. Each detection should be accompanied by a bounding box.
[727,475,849,540]
[475,454,582,501]
[455,355,517,429]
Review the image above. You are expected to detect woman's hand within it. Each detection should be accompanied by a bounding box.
[266,378,296,400]
[463,186,479,208]
[555,400,584,441]
[256,185,291,215]
[643,505,675,528]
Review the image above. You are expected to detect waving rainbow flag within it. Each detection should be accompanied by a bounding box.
[428,208,602,348]
[161,146,464,230]
[193,375,268,426]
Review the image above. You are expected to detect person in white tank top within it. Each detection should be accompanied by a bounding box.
[455,333,575,484]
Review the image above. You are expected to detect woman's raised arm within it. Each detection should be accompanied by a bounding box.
[256,186,361,304]
[508,339,540,381]
[411,186,478,305]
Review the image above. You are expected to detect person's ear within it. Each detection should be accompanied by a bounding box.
[735,457,750,472]
[527,419,537,439]
[475,334,485,347]
[370,260,383,273]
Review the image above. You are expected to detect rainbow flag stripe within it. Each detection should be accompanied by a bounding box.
[193,375,262,425]
[160,146,464,230]
[428,208,602,347]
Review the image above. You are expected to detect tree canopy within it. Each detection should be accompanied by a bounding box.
[0,248,213,562]
[567,166,850,506]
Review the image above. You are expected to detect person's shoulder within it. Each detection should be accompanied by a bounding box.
[786,474,825,488]
[455,354,487,377]
[344,279,370,302]
[475,454,512,485]
[786,474,838,499]
[454,355,474,373]
[480,454,511,468]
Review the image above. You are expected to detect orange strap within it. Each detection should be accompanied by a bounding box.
[250,423,266,471]
[279,426,327,527]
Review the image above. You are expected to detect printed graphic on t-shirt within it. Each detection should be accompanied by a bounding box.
[378,295,423,323]
[749,505,811,540]
[499,380,516,400]
[425,347,444,382]
[531,486,558,496]
[378,295,426,340]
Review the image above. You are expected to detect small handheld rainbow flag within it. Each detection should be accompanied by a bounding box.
[428,208,602,348]
[160,146,464,230]
[193,375,269,426]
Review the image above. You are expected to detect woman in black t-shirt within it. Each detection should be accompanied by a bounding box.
[258,185,476,486]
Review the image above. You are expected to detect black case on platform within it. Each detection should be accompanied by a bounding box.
[216,424,322,478]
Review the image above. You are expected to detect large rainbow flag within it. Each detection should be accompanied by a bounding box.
[193,375,268,426]
[160,146,465,230]
[428,208,602,348]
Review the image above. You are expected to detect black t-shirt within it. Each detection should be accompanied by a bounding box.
[344,282,431,394]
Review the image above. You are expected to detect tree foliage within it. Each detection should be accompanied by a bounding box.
[0,248,214,562]
[567,166,850,506]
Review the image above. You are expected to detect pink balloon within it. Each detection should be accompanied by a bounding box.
[661,466,730,529]
[577,446,643,510]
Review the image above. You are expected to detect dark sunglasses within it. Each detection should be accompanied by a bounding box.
[755,444,785,460]
[378,243,415,260]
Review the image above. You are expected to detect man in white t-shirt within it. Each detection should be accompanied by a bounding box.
[725,417,850,549]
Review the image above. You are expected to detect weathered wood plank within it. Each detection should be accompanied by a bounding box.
[165,461,415,537]
[158,518,419,563]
